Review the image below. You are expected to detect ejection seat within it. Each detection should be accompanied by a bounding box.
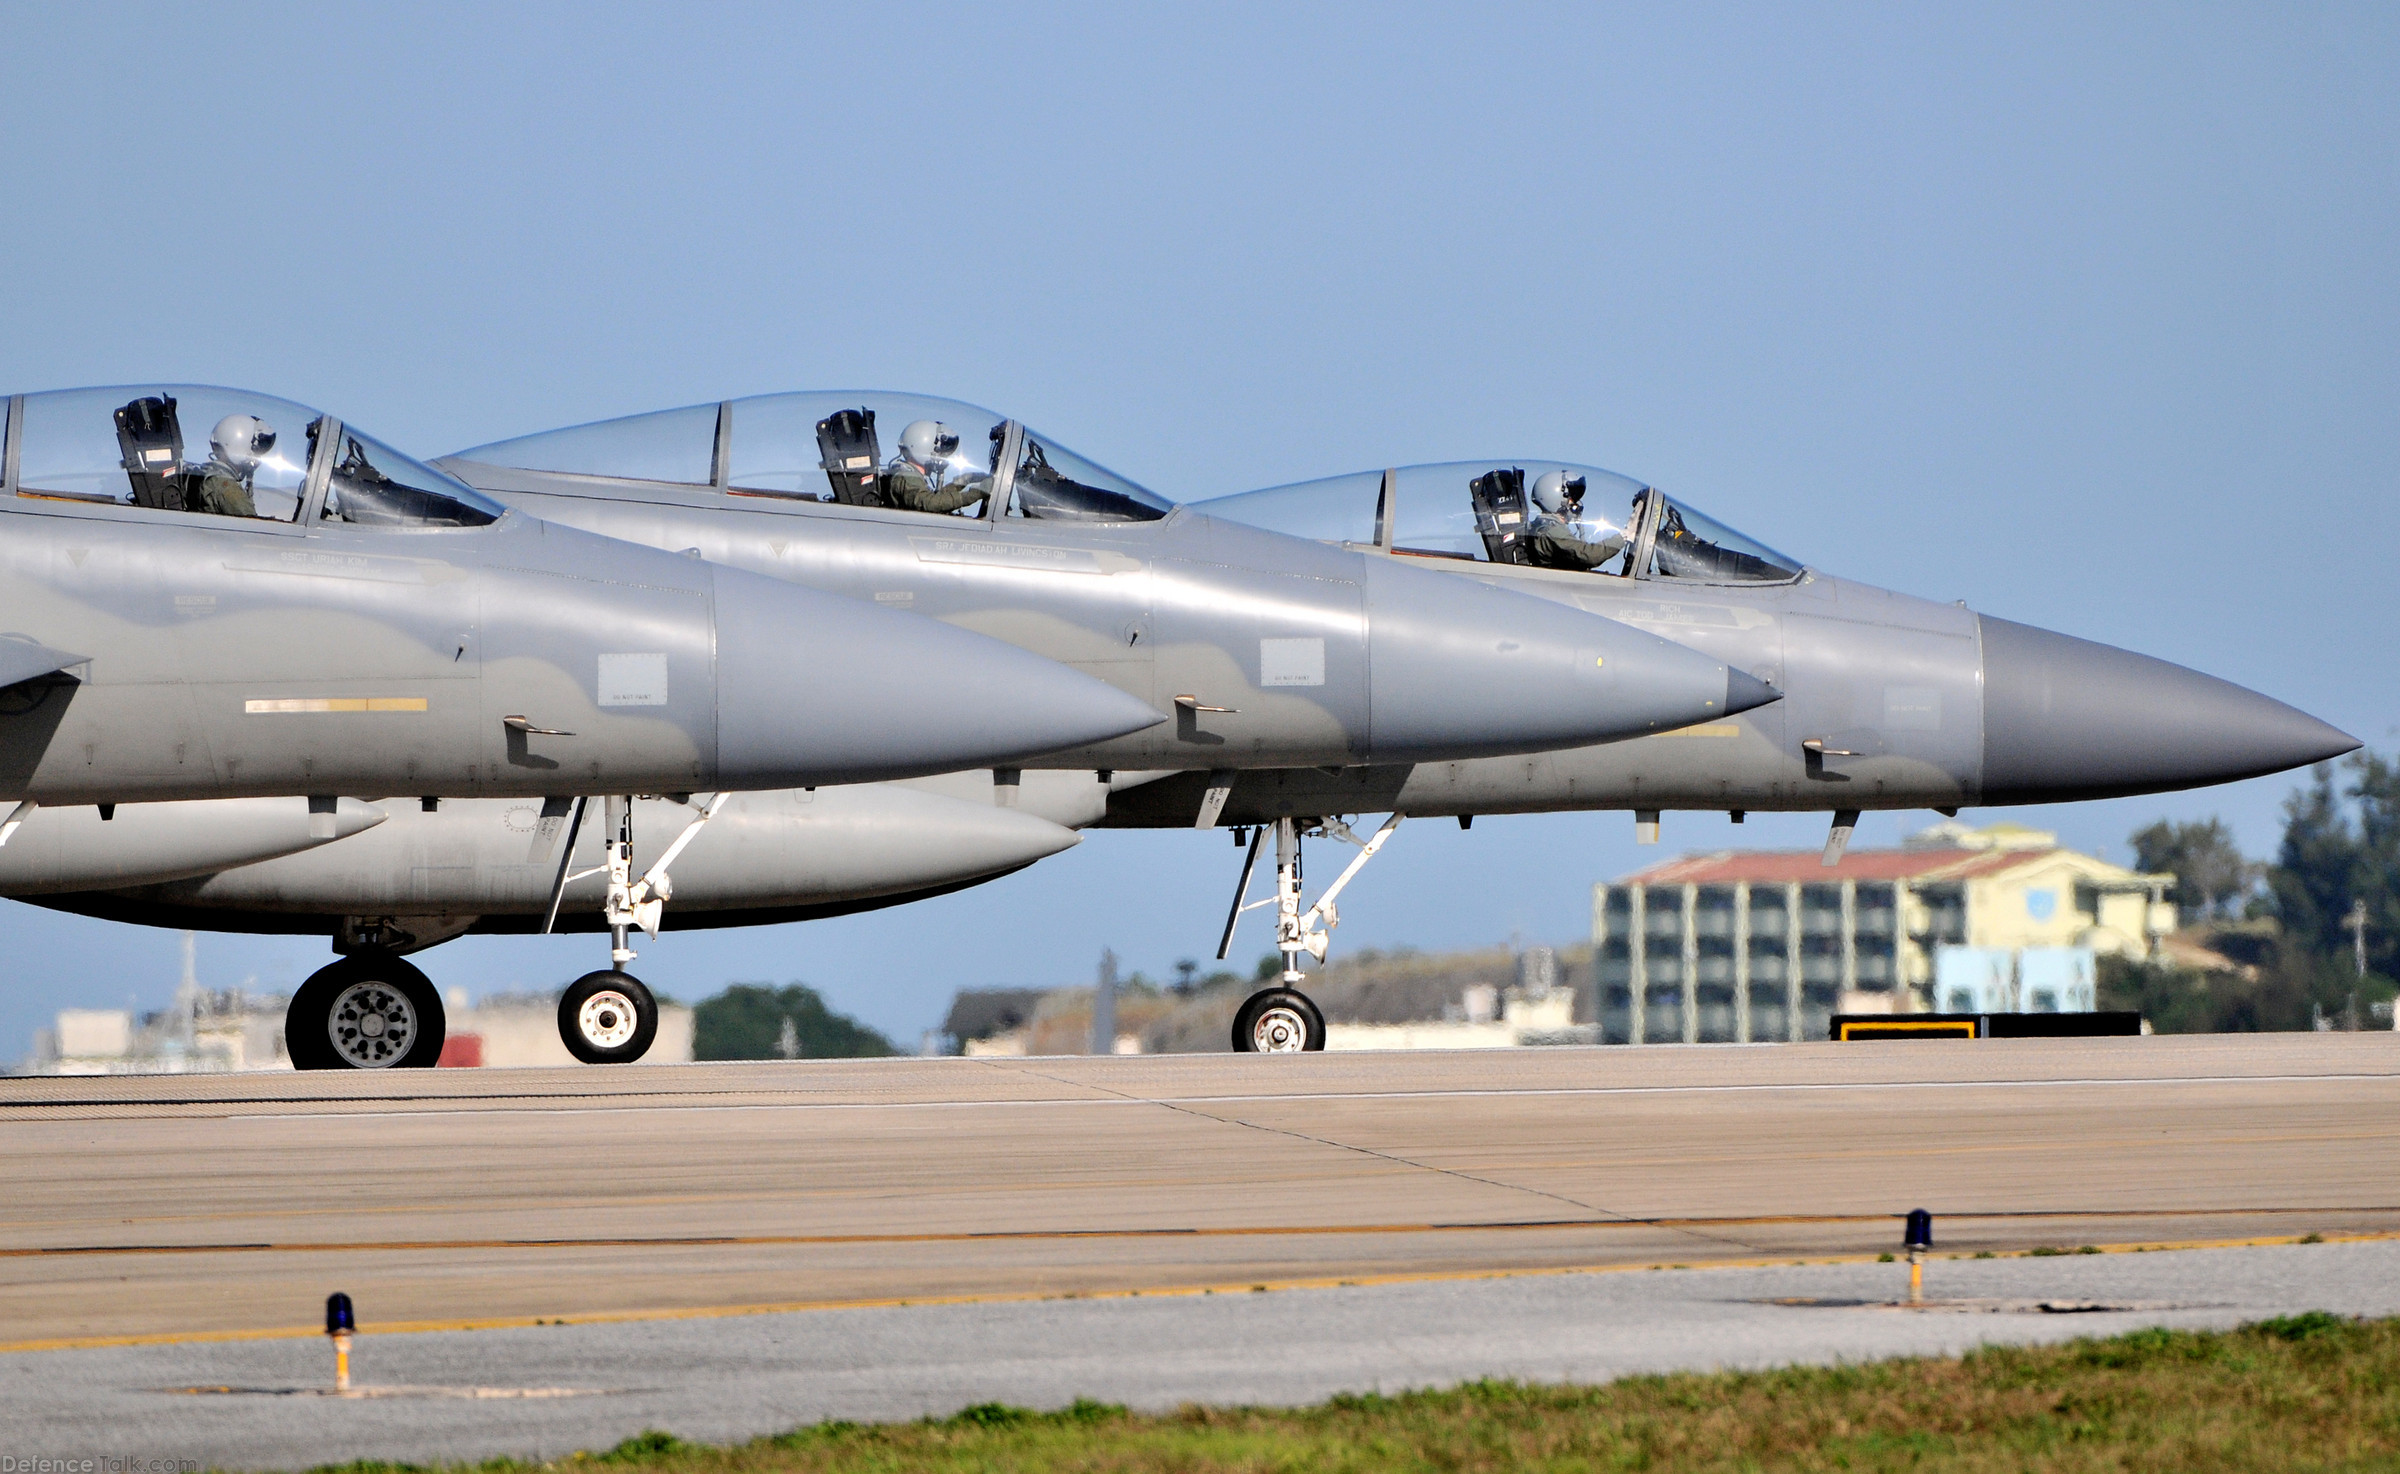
[814,408,886,506]
[1468,467,1532,564]
[114,395,187,511]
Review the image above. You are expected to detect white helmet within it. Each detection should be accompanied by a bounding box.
[1530,470,1587,517]
[211,414,277,472]
[898,419,960,467]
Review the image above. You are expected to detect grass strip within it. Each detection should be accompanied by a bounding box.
[307,1312,2400,1473]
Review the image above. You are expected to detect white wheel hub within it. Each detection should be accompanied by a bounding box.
[1250,1003,1310,1053]
[327,981,417,1068]
[577,989,640,1050]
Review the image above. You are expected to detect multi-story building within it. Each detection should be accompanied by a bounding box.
[1591,821,2174,1044]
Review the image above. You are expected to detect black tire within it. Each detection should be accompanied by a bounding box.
[1231,987,1325,1053]
[558,970,658,1064]
[286,954,445,1071]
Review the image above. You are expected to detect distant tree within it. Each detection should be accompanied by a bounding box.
[694,983,896,1061]
[2098,951,2362,1034]
[2128,817,2254,921]
[2268,763,2368,963]
[2258,751,2400,983]
[2106,752,2400,1033]
[2348,752,2400,980]
[1254,953,1284,983]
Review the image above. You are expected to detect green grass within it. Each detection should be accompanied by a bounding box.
[302,1313,2400,1473]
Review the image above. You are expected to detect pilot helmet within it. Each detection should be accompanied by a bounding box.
[898,419,961,468]
[210,414,277,472]
[1530,470,1587,517]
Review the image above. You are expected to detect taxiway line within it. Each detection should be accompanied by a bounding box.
[8,1227,2397,1356]
[10,1204,2399,1261]
[12,1068,2400,1123]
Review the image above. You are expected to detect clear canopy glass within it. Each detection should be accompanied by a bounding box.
[1645,495,1801,582]
[14,386,322,522]
[459,402,720,485]
[1001,424,1168,523]
[450,390,1173,523]
[9,385,501,531]
[1197,460,1801,583]
[319,426,502,528]
[728,392,1005,507]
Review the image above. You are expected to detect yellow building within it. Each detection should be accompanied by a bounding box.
[1594,821,2175,1043]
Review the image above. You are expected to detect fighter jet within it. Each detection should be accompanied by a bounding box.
[1139,459,2360,1043]
[0,384,1169,1061]
[428,397,1791,1060]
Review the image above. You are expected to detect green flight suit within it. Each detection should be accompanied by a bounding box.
[1524,517,1625,572]
[882,461,990,515]
[190,462,257,519]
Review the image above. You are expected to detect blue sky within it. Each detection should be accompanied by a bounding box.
[0,4,2393,1055]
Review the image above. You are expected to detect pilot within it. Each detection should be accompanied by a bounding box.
[883,420,991,515]
[192,414,273,518]
[1523,471,1626,572]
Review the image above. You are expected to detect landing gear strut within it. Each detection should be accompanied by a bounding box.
[540,793,726,1064]
[287,952,445,1070]
[1218,814,1402,1053]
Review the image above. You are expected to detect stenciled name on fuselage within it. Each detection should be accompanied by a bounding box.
[909,538,1119,576]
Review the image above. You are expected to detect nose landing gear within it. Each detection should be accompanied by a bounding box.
[1218,814,1401,1053]
[538,793,726,1065]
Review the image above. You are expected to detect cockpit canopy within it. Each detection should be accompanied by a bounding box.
[3,385,502,529]
[449,391,1174,525]
[1196,461,1803,584]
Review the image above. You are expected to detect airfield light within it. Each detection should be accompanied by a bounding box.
[325,1292,355,1392]
[1903,1210,1933,1303]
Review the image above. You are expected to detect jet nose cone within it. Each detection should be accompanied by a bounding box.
[712,568,1165,787]
[1725,667,1783,718]
[1362,560,1761,761]
[1979,615,2358,804]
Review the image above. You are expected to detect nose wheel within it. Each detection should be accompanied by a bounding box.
[287,953,445,1070]
[1232,986,1326,1053]
[536,792,723,1065]
[559,969,659,1064]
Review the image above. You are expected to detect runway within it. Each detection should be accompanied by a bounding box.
[12,1239,2400,1468]
[4,1032,2397,1347]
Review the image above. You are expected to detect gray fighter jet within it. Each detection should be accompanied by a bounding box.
[0,384,1169,1062]
[1141,459,2359,1043]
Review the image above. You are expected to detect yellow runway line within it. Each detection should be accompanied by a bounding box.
[11,1205,2398,1260]
[8,1228,2396,1357]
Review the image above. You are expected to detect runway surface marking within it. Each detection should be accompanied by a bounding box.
[6,1227,2392,1355]
[14,1069,2399,1122]
[10,1205,2396,1260]
[9,1119,2390,1240]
